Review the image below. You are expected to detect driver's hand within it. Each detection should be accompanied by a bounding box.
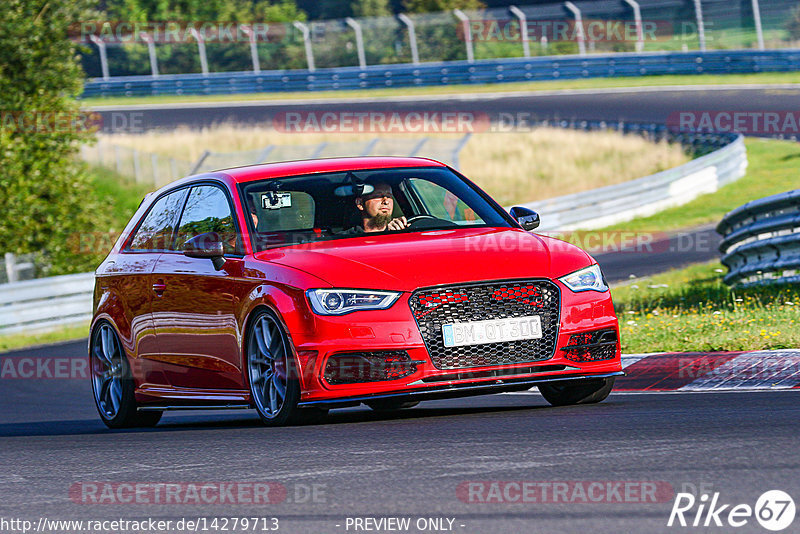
[387,216,408,231]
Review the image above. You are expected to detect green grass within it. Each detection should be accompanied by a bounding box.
[612,262,800,353]
[87,164,152,227]
[80,71,800,107]
[0,323,89,353]
[599,138,800,234]
[0,167,148,352]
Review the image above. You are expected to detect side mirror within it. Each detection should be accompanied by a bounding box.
[509,206,540,231]
[182,232,226,270]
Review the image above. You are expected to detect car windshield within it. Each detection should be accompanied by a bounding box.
[239,166,512,251]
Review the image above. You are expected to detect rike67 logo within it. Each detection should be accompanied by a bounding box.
[668,490,795,531]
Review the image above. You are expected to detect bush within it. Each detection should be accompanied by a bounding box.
[0,0,111,275]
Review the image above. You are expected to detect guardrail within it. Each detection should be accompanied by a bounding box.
[517,125,746,231]
[82,49,800,99]
[0,273,94,335]
[717,189,800,287]
[1,125,748,335]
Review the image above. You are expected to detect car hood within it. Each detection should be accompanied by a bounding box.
[254,227,593,292]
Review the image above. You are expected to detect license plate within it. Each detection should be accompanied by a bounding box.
[441,316,542,348]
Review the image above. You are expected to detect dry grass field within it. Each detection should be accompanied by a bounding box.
[100,126,688,205]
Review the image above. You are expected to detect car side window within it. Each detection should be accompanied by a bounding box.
[175,185,240,255]
[128,189,188,251]
[408,178,483,225]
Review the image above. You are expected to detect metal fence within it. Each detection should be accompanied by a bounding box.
[0,273,94,335]
[82,48,800,98]
[717,189,800,287]
[80,0,800,80]
[81,135,473,187]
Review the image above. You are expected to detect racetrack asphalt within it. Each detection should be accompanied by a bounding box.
[92,86,800,136]
[1,340,799,533]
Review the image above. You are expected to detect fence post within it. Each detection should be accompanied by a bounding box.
[751,0,765,51]
[170,157,179,181]
[241,25,262,74]
[140,32,160,77]
[133,149,142,182]
[189,28,209,75]
[398,14,420,65]
[293,22,316,72]
[409,137,429,156]
[345,18,367,70]
[693,0,706,51]
[564,2,587,56]
[4,253,18,284]
[189,150,211,175]
[453,9,475,63]
[88,35,110,80]
[256,145,275,163]
[114,144,122,174]
[311,142,328,158]
[151,153,160,185]
[509,6,531,58]
[451,133,472,170]
[623,0,645,53]
[541,35,548,53]
[361,138,379,156]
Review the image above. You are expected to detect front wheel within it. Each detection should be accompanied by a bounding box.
[538,377,615,407]
[90,322,162,428]
[247,309,307,426]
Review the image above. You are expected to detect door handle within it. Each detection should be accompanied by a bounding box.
[152,282,166,294]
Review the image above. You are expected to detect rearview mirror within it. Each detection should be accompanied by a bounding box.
[182,232,226,270]
[509,206,540,231]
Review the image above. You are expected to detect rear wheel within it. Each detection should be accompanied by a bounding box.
[538,377,615,407]
[247,309,323,426]
[90,322,162,429]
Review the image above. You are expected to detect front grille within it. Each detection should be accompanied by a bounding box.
[562,329,618,362]
[409,280,560,370]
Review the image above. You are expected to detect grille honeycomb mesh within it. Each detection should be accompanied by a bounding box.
[409,280,560,370]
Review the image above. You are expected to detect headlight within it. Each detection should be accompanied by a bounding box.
[306,289,401,315]
[558,264,609,292]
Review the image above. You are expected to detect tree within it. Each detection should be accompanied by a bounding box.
[402,0,484,12]
[352,0,392,17]
[0,0,109,274]
[788,5,800,41]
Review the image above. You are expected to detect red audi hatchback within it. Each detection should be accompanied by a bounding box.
[91,157,622,428]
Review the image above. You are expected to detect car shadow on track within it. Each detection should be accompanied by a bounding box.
[0,400,566,437]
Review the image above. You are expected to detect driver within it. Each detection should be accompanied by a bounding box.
[351,182,409,233]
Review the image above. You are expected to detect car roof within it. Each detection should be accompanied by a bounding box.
[214,156,447,184]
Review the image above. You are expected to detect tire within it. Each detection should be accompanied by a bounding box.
[90,322,162,429]
[538,377,615,407]
[246,309,310,426]
[365,400,420,412]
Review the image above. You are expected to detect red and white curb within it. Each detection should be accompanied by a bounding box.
[617,350,800,391]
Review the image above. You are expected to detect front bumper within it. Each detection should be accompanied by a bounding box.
[290,280,622,404]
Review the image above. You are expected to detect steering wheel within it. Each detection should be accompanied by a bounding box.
[406,215,438,227]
